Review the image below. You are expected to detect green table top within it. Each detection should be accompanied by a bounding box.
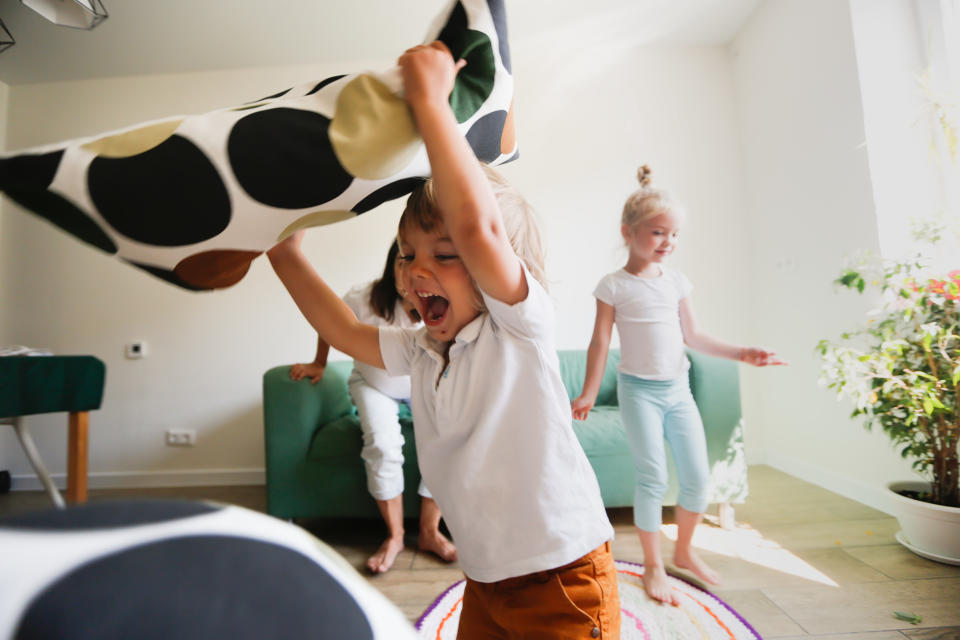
[0,356,105,418]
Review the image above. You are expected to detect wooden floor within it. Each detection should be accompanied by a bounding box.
[2,465,959,638]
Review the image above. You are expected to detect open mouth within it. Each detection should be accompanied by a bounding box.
[417,291,450,326]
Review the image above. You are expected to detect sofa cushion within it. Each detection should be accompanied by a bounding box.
[571,406,630,458]
[307,415,414,461]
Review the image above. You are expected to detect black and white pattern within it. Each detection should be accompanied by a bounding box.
[0,0,516,291]
[0,500,420,639]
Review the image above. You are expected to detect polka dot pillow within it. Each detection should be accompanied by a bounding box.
[0,0,515,291]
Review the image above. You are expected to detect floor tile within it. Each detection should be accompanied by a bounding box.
[710,589,805,637]
[846,545,960,581]
[902,628,960,640]
[762,578,960,634]
[749,518,900,551]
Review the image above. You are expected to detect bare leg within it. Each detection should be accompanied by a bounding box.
[639,528,679,606]
[672,505,721,585]
[417,497,457,562]
[367,494,406,574]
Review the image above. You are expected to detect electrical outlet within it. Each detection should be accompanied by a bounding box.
[165,429,196,447]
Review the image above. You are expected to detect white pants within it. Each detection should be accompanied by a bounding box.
[348,371,430,501]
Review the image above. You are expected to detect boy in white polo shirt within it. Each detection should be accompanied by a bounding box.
[268,41,618,639]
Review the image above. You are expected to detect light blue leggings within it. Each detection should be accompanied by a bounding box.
[617,373,710,532]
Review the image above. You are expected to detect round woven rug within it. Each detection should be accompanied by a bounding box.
[416,560,762,639]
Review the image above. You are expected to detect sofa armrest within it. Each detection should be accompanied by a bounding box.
[263,361,355,445]
[262,361,356,517]
[685,349,748,503]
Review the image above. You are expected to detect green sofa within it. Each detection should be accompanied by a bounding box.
[262,349,747,526]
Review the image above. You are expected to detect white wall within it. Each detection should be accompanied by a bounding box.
[1,39,750,489]
[849,0,947,260]
[511,43,750,352]
[732,0,916,514]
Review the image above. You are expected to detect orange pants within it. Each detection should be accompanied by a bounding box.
[456,542,620,640]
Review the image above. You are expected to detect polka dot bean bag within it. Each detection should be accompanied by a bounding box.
[0,0,515,291]
[0,499,421,639]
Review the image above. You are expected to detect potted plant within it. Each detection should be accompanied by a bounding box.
[817,222,960,564]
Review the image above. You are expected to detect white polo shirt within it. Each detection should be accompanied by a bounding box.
[379,265,613,583]
[343,282,419,400]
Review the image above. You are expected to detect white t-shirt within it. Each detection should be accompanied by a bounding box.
[594,265,693,380]
[343,282,420,400]
[379,265,613,583]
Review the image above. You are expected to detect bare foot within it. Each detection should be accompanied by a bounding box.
[367,535,405,574]
[642,565,679,606]
[418,528,457,563]
[673,548,721,586]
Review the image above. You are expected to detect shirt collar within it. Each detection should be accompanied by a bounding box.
[414,313,486,359]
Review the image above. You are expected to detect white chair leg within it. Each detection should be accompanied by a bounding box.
[719,502,735,530]
[6,416,65,509]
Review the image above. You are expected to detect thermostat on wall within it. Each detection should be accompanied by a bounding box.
[125,341,148,359]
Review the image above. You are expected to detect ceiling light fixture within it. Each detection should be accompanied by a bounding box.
[20,0,108,30]
[0,19,14,52]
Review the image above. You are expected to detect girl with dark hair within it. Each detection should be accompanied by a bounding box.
[290,242,455,573]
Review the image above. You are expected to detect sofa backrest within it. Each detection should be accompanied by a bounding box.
[556,349,621,406]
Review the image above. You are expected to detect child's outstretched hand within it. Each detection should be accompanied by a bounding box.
[398,41,467,109]
[740,347,787,367]
[571,395,596,421]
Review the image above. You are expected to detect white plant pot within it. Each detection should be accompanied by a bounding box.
[888,481,960,565]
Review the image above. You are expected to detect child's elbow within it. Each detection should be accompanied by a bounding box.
[454,211,501,249]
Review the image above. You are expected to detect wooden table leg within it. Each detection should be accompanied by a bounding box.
[67,411,89,503]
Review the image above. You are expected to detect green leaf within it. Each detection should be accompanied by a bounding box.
[857,276,866,293]
[839,272,860,287]
[923,397,934,415]
[893,611,922,625]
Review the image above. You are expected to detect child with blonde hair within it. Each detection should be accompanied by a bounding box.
[269,41,619,639]
[572,166,784,606]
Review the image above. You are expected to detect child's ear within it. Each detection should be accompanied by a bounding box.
[620,224,632,241]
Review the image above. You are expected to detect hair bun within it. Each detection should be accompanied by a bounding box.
[637,165,652,186]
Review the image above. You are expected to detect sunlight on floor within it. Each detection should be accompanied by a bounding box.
[661,521,840,587]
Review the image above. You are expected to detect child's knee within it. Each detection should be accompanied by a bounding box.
[635,468,669,497]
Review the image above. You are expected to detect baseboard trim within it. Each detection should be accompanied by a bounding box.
[8,468,265,491]
[764,452,898,516]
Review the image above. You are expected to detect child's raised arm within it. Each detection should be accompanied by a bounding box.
[267,231,384,368]
[398,41,526,305]
[572,300,616,420]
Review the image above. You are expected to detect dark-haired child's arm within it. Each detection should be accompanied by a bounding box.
[398,41,526,305]
[267,231,384,368]
[290,335,330,384]
[679,297,786,366]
